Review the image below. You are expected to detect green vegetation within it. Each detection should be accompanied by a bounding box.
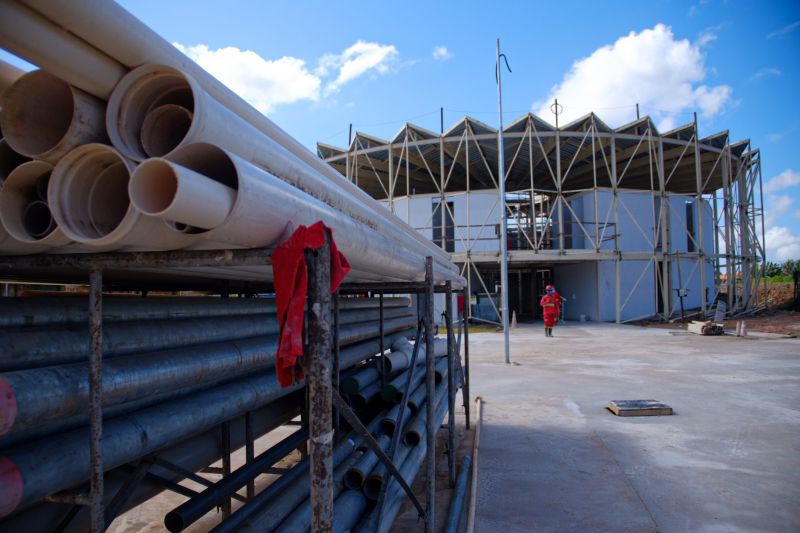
[765,259,800,283]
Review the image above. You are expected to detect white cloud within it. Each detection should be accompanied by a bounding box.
[764,194,793,226]
[175,43,320,113]
[750,67,782,80]
[318,41,398,95]
[696,29,718,47]
[767,20,800,39]
[764,169,800,193]
[175,40,400,113]
[533,24,733,130]
[432,46,453,61]
[765,226,800,261]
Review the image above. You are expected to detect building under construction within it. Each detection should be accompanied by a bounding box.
[319,112,766,323]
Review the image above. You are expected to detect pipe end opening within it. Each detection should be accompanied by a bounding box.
[129,160,179,216]
[0,71,74,158]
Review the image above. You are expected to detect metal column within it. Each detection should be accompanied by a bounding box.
[445,281,456,487]
[306,234,333,533]
[462,285,471,430]
[89,267,105,533]
[495,38,511,364]
[424,256,436,533]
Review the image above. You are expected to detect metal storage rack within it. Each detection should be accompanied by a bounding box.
[0,242,470,532]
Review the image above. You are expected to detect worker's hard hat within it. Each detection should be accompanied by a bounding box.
[545,284,554,291]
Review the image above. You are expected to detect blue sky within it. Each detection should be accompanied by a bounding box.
[3,0,799,259]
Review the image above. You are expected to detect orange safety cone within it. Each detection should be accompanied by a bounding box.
[511,310,518,329]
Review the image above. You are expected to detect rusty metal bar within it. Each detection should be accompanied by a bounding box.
[155,458,245,501]
[88,266,104,533]
[445,280,456,487]
[463,286,471,429]
[338,281,447,294]
[0,246,273,270]
[221,421,232,518]
[379,292,387,389]
[424,256,436,533]
[306,232,333,533]
[245,412,255,499]
[333,291,341,436]
[104,459,150,526]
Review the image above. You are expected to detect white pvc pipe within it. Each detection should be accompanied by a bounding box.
[132,159,235,229]
[0,1,126,98]
[0,161,70,248]
[0,58,25,95]
[140,104,194,157]
[129,143,462,284]
[16,0,452,265]
[0,139,30,184]
[0,70,107,163]
[108,65,456,274]
[0,220,47,254]
[47,143,193,250]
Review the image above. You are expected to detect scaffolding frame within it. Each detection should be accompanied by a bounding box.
[319,111,765,322]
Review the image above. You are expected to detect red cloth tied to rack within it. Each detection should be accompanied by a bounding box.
[273,221,350,387]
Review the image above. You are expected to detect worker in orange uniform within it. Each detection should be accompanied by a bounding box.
[539,284,561,337]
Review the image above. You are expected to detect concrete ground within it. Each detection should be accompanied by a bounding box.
[470,321,800,533]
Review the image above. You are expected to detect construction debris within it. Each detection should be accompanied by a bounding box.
[687,320,725,335]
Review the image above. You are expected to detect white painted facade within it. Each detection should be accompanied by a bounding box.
[384,188,716,322]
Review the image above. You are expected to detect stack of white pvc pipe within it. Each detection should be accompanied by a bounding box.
[0,0,463,285]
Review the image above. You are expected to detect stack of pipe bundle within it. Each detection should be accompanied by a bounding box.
[0,0,464,286]
[228,357,456,533]
[154,334,456,533]
[0,295,419,524]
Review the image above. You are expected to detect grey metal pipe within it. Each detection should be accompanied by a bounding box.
[338,329,415,370]
[444,456,473,533]
[382,356,446,404]
[374,433,430,533]
[364,378,449,501]
[344,334,444,395]
[0,366,244,450]
[0,295,409,328]
[0,335,277,437]
[0,392,302,531]
[0,323,399,517]
[0,369,304,517]
[0,314,276,371]
[343,434,390,490]
[405,369,452,447]
[163,427,308,532]
[380,400,414,437]
[0,314,414,436]
[332,489,370,533]
[342,365,380,395]
[348,379,384,412]
[381,337,448,374]
[0,312,415,370]
[0,296,277,327]
[271,449,367,533]
[217,434,361,533]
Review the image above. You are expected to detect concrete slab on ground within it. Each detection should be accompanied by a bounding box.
[471,321,800,533]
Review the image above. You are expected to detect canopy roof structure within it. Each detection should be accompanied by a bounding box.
[318,112,753,200]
